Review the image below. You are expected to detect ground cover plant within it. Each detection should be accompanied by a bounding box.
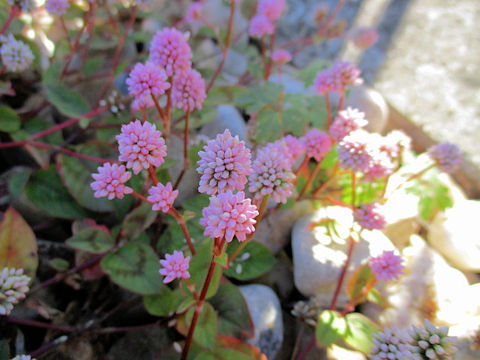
[0,0,466,359]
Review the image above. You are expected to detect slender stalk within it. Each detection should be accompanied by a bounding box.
[29,141,114,163]
[0,5,18,36]
[205,0,236,93]
[337,93,344,113]
[6,317,74,332]
[383,164,435,202]
[263,33,276,80]
[183,278,198,300]
[351,170,357,207]
[59,17,72,50]
[174,110,190,189]
[295,156,310,178]
[132,190,150,203]
[298,162,322,199]
[29,335,68,358]
[164,85,172,137]
[312,162,338,197]
[325,92,332,128]
[60,10,89,78]
[296,337,316,360]
[148,166,159,185]
[181,237,226,360]
[329,236,355,310]
[168,207,196,255]
[151,93,168,126]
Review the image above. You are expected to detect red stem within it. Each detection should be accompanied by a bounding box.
[181,238,226,360]
[264,33,276,80]
[329,236,356,310]
[337,93,344,113]
[297,161,322,199]
[205,0,236,93]
[59,17,72,50]
[174,110,190,189]
[148,166,159,185]
[325,92,332,128]
[29,141,114,163]
[151,93,168,127]
[168,207,196,255]
[6,317,74,332]
[296,337,315,360]
[60,10,89,78]
[0,5,19,36]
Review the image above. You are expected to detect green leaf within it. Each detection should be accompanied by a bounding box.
[297,59,329,87]
[83,56,103,77]
[254,109,283,143]
[101,241,163,295]
[236,82,282,114]
[346,263,376,304]
[0,207,38,278]
[366,288,386,308]
[56,142,126,213]
[315,310,347,347]
[144,287,185,317]
[25,166,88,219]
[225,241,276,281]
[184,302,218,350]
[45,84,89,117]
[343,313,380,354]
[43,61,63,86]
[0,105,20,133]
[122,202,157,240]
[67,227,114,254]
[208,282,254,338]
[204,86,248,107]
[48,258,70,272]
[189,240,222,299]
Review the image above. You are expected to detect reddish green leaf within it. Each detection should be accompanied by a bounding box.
[343,313,380,354]
[346,263,376,304]
[315,310,347,347]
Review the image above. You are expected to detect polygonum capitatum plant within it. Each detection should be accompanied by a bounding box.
[0,0,463,359]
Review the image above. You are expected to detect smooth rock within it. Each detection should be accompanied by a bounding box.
[269,73,309,94]
[239,284,284,360]
[200,104,247,141]
[327,344,366,360]
[345,85,389,134]
[222,49,248,82]
[292,206,396,307]
[254,201,314,254]
[380,235,473,329]
[428,199,480,271]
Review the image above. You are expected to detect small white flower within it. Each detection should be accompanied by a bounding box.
[0,34,34,73]
[0,267,31,316]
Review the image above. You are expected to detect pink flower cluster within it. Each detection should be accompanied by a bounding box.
[427,142,462,173]
[197,129,252,195]
[200,191,258,242]
[370,250,404,282]
[355,203,386,230]
[329,107,368,142]
[172,69,206,112]
[271,49,292,64]
[91,163,133,200]
[45,0,69,15]
[349,26,378,49]
[303,129,333,162]
[186,2,202,23]
[249,0,286,37]
[159,251,190,283]
[126,61,170,100]
[116,120,167,174]
[249,143,295,203]
[314,60,362,96]
[147,182,178,213]
[273,135,305,167]
[150,28,192,77]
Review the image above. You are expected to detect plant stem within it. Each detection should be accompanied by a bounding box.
[296,337,316,360]
[298,161,322,199]
[174,109,190,189]
[6,317,74,332]
[295,156,310,178]
[148,166,159,185]
[0,5,18,36]
[181,237,226,360]
[263,33,276,80]
[29,141,114,163]
[29,335,68,358]
[206,0,236,93]
[59,17,72,50]
[151,92,168,126]
[351,170,357,207]
[325,92,332,128]
[337,93,344,113]
[60,10,89,78]
[168,207,196,255]
[329,236,355,310]
[131,190,150,203]
[164,84,172,137]
[312,162,338,197]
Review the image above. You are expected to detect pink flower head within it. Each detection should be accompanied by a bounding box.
[330,60,363,93]
[258,0,286,21]
[427,142,462,173]
[131,95,154,111]
[337,130,374,172]
[172,69,206,112]
[370,250,404,282]
[116,120,167,174]
[159,251,190,283]
[147,182,178,213]
[271,49,292,64]
[355,203,386,230]
[302,129,333,162]
[200,191,258,242]
[197,129,252,195]
[249,14,275,37]
[150,28,192,77]
[364,151,395,179]
[249,144,295,203]
[273,135,305,167]
[186,2,202,23]
[329,107,368,142]
[91,163,133,200]
[385,130,412,156]
[126,61,170,100]
[45,0,69,15]
[349,26,378,49]
[313,67,335,96]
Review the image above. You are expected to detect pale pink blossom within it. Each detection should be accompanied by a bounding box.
[349,26,378,49]
[147,182,178,213]
[0,267,30,316]
[314,61,362,96]
[303,129,333,162]
[196,129,252,195]
[159,251,190,283]
[172,69,206,112]
[186,2,202,23]
[370,327,415,360]
[271,49,292,64]
[427,142,462,173]
[370,250,404,282]
[273,135,305,167]
[355,203,386,230]
[329,107,368,142]
[116,120,167,174]
[200,191,258,242]
[126,61,170,100]
[131,95,154,111]
[45,0,69,15]
[249,143,295,203]
[249,14,275,37]
[337,130,374,173]
[150,28,192,77]
[91,163,133,200]
[258,0,286,21]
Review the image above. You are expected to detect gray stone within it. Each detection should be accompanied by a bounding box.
[222,49,248,81]
[239,284,284,360]
[107,327,170,360]
[200,104,247,141]
[292,207,396,307]
[428,199,480,271]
